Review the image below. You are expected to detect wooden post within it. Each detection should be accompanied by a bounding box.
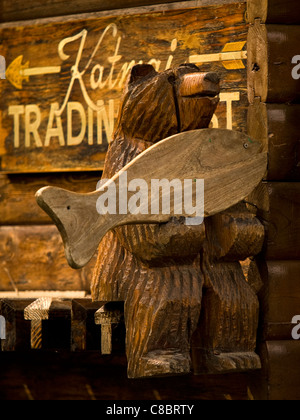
[24,298,72,350]
[24,298,52,350]
[94,303,124,355]
[247,21,300,103]
[71,299,105,352]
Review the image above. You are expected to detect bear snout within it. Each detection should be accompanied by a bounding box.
[179,72,220,98]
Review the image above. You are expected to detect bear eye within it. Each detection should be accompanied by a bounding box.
[179,63,200,71]
[168,75,176,85]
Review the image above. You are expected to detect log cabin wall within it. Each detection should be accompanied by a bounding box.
[1,0,299,400]
[247,0,300,400]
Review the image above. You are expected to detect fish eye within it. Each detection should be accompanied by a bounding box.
[243,143,249,149]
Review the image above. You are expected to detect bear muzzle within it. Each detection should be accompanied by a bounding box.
[179,71,220,99]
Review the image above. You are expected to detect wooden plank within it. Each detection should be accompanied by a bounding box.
[264,183,300,260]
[259,261,300,340]
[247,21,300,104]
[247,100,300,181]
[250,341,300,400]
[23,298,73,350]
[247,0,300,25]
[95,302,124,355]
[37,129,267,269]
[0,3,248,173]
[71,299,104,351]
[24,298,53,349]
[0,172,100,225]
[0,225,96,292]
[0,0,243,23]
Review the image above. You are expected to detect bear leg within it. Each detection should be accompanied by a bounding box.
[192,262,261,374]
[124,266,203,379]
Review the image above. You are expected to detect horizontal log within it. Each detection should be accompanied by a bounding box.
[247,0,300,25]
[0,172,100,225]
[258,260,300,340]
[247,100,300,180]
[0,226,96,292]
[264,183,300,260]
[248,21,300,104]
[250,341,300,400]
[0,0,242,23]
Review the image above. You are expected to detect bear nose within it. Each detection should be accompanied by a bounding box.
[204,72,220,85]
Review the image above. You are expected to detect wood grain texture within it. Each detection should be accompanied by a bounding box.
[71,299,104,352]
[0,3,248,173]
[90,64,265,379]
[247,21,300,104]
[258,261,300,341]
[191,204,263,375]
[0,172,100,225]
[0,0,243,23]
[264,183,300,260]
[0,352,258,400]
[248,100,300,181]
[0,225,96,292]
[37,129,267,269]
[247,0,300,25]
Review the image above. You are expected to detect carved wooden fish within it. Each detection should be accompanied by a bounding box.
[36,129,267,269]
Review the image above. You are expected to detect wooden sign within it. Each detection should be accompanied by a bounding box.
[0,1,248,173]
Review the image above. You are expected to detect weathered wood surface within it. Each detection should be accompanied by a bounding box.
[95,302,124,355]
[0,173,100,225]
[251,341,300,400]
[88,63,265,379]
[248,100,300,180]
[258,261,300,341]
[247,0,300,25]
[192,204,263,375]
[247,21,300,104]
[37,128,267,269]
[0,226,95,292]
[264,183,300,260]
[0,0,243,23]
[24,298,53,349]
[0,2,248,173]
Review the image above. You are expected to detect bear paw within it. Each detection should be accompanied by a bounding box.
[193,350,261,375]
[130,349,192,378]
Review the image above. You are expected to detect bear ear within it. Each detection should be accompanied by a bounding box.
[129,64,157,84]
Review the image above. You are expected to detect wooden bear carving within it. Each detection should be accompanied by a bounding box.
[91,64,264,378]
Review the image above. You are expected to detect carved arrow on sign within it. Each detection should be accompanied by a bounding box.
[189,41,247,70]
[5,55,61,90]
[5,42,247,90]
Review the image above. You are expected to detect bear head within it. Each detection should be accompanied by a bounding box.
[113,63,220,144]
